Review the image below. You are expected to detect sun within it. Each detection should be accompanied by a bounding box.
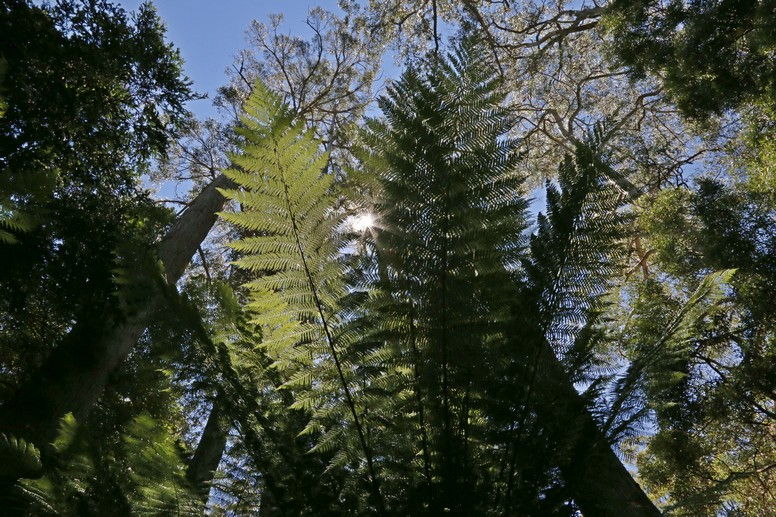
[351,212,376,232]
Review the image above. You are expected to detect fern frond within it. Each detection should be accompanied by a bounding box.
[0,433,42,479]
[220,79,386,510]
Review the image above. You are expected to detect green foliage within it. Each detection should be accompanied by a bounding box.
[220,79,385,512]
[219,78,346,417]
[640,179,776,319]
[603,0,776,118]
[525,138,630,360]
[221,40,639,515]
[612,270,735,428]
[0,0,189,393]
[9,413,201,516]
[638,187,699,277]
[739,104,776,207]
[614,176,776,513]
[0,434,42,480]
[0,0,194,186]
[2,2,773,514]
[0,204,35,244]
[123,414,202,515]
[352,40,530,511]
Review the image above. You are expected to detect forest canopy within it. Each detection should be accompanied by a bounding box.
[0,0,773,515]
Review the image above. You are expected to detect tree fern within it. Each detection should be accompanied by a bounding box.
[222,44,659,515]
[524,133,630,361]
[0,433,42,481]
[349,39,529,513]
[124,414,203,516]
[489,135,633,514]
[7,412,202,515]
[0,203,35,244]
[605,269,737,438]
[179,279,344,514]
[219,80,385,511]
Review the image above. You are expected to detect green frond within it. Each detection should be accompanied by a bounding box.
[0,433,43,479]
[220,78,385,505]
[0,202,36,244]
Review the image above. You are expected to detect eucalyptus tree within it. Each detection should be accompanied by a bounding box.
[0,0,195,451]
[340,0,727,197]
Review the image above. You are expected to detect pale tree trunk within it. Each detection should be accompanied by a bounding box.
[0,174,235,450]
[532,340,661,516]
[186,396,229,499]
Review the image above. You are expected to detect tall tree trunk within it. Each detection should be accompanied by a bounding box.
[0,174,235,449]
[531,340,660,516]
[186,396,229,499]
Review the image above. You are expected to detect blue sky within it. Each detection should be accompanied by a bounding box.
[117,1,545,217]
[117,0,344,119]
[118,1,353,200]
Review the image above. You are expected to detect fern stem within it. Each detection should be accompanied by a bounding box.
[408,302,433,488]
[438,153,454,508]
[272,143,386,513]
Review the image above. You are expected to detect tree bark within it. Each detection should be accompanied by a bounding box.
[186,396,229,499]
[0,174,235,449]
[531,340,661,516]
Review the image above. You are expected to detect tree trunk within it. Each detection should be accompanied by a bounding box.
[0,174,235,449]
[186,396,229,499]
[532,340,661,516]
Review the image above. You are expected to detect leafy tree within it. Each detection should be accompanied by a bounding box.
[0,0,199,495]
[343,0,725,198]
[0,0,193,394]
[603,0,776,119]
[618,178,776,514]
[225,8,381,147]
